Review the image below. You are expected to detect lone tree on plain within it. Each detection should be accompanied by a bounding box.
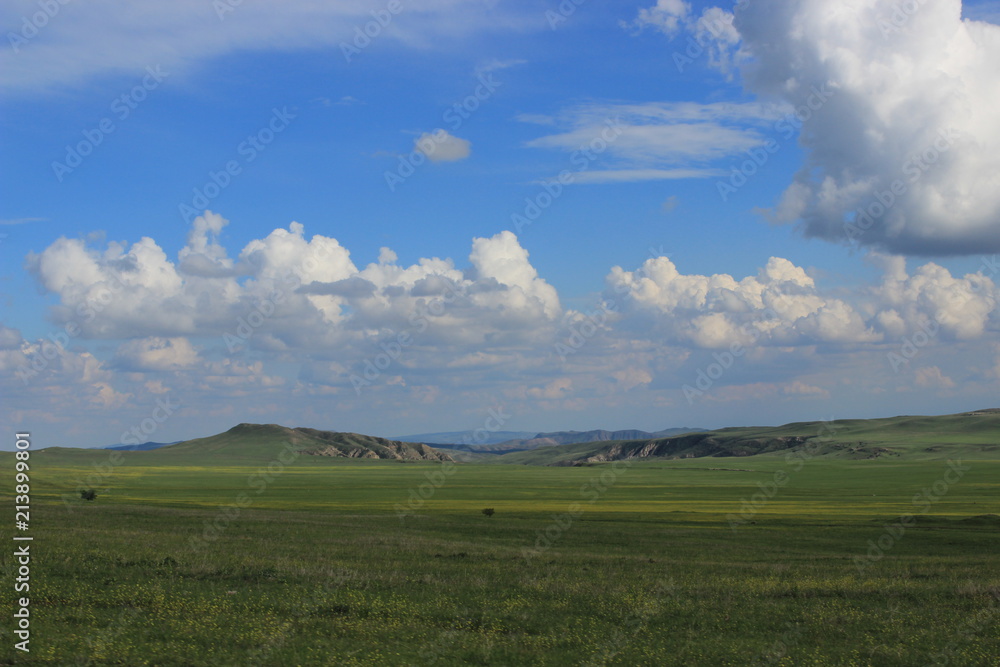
[80,489,97,501]
[481,508,495,518]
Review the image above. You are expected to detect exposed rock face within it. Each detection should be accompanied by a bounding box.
[295,429,452,461]
[582,434,813,463]
[223,424,453,461]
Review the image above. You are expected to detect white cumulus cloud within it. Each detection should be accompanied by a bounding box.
[414,130,472,163]
[629,0,1000,254]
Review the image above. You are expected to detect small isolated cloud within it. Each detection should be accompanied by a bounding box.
[621,0,691,37]
[112,337,200,371]
[415,130,472,163]
[528,378,572,400]
[914,366,956,390]
[612,367,653,392]
[474,58,527,76]
[661,195,679,213]
[782,381,830,398]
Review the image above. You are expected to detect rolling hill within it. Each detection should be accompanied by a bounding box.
[488,409,1000,465]
[36,423,452,466]
[167,423,453,462]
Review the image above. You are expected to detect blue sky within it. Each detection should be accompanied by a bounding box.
[2,0,999,447]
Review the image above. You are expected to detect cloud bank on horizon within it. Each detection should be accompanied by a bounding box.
[4,213,997,435]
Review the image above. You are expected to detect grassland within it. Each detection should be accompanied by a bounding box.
[2,440,999,666]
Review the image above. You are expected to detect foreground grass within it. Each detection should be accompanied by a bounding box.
[2,458,998,665]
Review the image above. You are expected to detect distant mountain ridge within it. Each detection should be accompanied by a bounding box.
[105,441,179,451]
[391,430,537,446]
[99,426,705,455]
[429,427,705,453]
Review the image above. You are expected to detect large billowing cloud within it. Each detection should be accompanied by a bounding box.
[24,214,1000,362]
[605,255,878,347]
[629,0,1000,255]
[606,253,997,349]
[24,213,563,355]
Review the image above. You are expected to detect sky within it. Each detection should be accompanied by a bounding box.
[1,0,999,448]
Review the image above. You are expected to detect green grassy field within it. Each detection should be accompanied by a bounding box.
[3,444,999,666]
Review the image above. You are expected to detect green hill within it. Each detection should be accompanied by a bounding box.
[488,409,1000,465]
[34,423,452,466]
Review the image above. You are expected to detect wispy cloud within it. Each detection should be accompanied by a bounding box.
[524,101,786,183]
[569,168,725,184]
[0,217,46,226]
[0,1,541,93]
